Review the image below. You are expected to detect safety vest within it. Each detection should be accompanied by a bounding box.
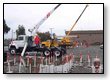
[34,36,40,44]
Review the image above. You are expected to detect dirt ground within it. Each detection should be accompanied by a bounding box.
[3,45,103,73]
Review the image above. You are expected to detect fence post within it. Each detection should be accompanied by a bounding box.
[26,53,29,66]
[7,52,13,73]
[19,55,22,73]
[87,51,91,67]
[33,53,36,67]
[29,57,32,73]
[79,52,83,66]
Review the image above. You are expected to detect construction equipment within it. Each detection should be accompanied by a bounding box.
[10,4,61,57]
[42,4,89,48]
[41,34,63,57]
[42,39,59,48]
[41,33,59,48]
[59,4,89,47]
[41,4,89,57]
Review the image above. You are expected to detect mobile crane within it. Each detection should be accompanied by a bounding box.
[59,4,89,47]
[9,4,61,57]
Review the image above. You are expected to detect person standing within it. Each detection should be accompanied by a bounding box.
[34,34,40,48]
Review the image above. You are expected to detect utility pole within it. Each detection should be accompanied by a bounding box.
[12,29,13,40]
[12,29,15,40]
[50,28,54,39]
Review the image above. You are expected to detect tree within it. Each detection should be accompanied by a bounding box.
[16,25,26,39]
[37,31,51,41]
[4,19,10,34]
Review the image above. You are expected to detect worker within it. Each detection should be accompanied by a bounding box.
[91,58,103,73]
[34,34,40,48]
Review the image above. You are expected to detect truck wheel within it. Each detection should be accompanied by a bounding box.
[43,50,50,57]
[54,50,61,57]
[10,48,16,55]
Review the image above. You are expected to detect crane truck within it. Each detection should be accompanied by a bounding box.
[9,4,62,57]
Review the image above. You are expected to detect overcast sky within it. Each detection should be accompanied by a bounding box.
[4,4,103,39]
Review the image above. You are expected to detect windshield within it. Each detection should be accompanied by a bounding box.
[18,37,23,40]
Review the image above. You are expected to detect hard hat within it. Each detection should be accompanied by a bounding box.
[93,58,100,62]
[35,33,38,36]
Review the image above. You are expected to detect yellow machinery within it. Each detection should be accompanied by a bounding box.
[42,4,88,48]
[59,4,88,47]
[42,39,59,48]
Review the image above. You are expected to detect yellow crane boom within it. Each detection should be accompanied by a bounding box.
[66,4,89,36]
[61,4,89,46]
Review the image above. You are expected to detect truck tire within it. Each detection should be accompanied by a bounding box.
[43,49,51,57]
[54,49,61,57]
[10,48,16,55]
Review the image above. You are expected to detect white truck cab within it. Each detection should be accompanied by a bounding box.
[9,35,28,54]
